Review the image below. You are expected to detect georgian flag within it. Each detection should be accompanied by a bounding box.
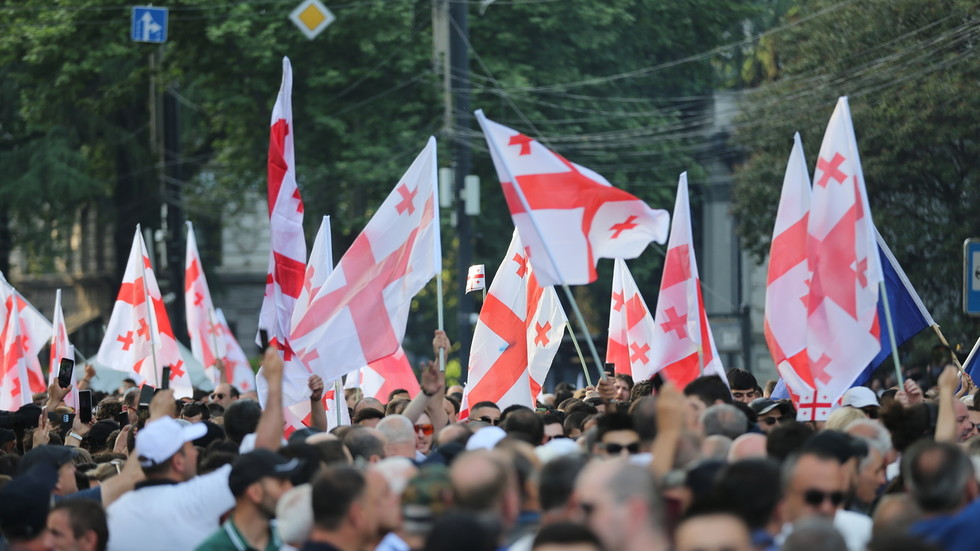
[0,276,52,394]
[606,259,658,381]
[47,290,78,409]
[185,222,224,385]
[0,273,32,411]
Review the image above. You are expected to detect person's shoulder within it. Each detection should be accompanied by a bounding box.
[194,526,236,551]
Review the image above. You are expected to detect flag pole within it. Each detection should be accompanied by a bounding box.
[566,322,593,387]
[334,379,344,426]
[475,110,606,380]
[431,140,446,373]
[931,325,966,374]
[136,225,161,388]
[878,281,904,387]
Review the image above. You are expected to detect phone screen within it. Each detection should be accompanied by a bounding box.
[138,384,155,408]
[58,358,75,389]
[161,367,170,391]
[116,411,130,428]
[78,390,93,424]
[258,329,269,354]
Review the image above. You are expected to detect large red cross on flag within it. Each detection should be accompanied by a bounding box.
[289,138,441,383]
[214,308,255,393]
[47,289,78,409]
[475,110,669,287]
[185,222,226,386]
[96,228,190,396]
[344,347,421,401]
[764,133,819,418]
[461,230,567,417]
[804,97,882,414]
[606,258,660,381]
[0,274,33,411]
[646,174,725,388]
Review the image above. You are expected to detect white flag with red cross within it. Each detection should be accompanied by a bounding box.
[764,133,818,418]
[47,290,78,409]
[606,259,659,381]
[214,309,256,394]
[344,348,421,400]
[290,138,441,382]
[185,222,225,386]
[0,277,52,395]
[0,274,32,411]
[475,110,669,287]
[804,97,882,418]
[646,174,725,388]
[257,56,310,407]
[461,230,567,418]
[96,228,191,396]
[466,264,486,294]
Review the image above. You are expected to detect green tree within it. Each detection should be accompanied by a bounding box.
[731,0,980,349]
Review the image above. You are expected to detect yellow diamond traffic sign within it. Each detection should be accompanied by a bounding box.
[290,0,335,40]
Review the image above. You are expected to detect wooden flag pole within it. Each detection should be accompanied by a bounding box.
[931,325,966,374]
[475,110,605,380]
[566,322,593,387]
[334,379,344,427]
[879,281,904,387]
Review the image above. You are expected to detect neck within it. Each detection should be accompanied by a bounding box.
[308,527,360,551]
[626,530,669,551]
[232,504,270,549]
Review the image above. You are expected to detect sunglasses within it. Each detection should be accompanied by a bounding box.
[803,489,845,508]
[414,423,434,436]
[476,416,499,426]
[210,393,225,400]
[760,416,789,426]
[603,442,641,454]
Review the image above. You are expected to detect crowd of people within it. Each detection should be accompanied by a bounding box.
[1,332,979,551]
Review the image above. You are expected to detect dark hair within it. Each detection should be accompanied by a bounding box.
[312,467,366,530]
[180,401,210,421]
[51,499,108,550]
[343,427,386,461]
[198,451,237,475]
[614,373,635,390]
[711,458,782,530]
[95,399,122,422]
[385,398,410,416]
[539,454,588,512]
[279,443,324,486]
[596,412,635,442]
[310,440,351,465]
[533,521,602,550]
[881,402,936,453]
[352,408,385,424]
[565,401,598,417]
[207,402,226,418]
[630,396,658,443]
[563,411,589,435]
[553,389,574,408]
[766,421,814,461]
[903,440,973,514]
[426,512,496,551]
[500,408,544,446]
[631,379,655,401]
[726,368,758,391]
[387,388,410,403]
[541,412,563,427]
[470,401,500,412]
[684,376,733,406]
[223,400,262,445]
[445,395,461,414]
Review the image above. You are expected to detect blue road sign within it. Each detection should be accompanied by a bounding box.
[131,6,168,43]
[965,239,980,315]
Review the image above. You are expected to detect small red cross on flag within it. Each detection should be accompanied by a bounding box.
[466,264,486,294]
[606,259,659,379]
[185,222,226,386]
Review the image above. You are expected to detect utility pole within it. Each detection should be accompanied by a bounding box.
[448,0,474,381]
[163,86,186,344]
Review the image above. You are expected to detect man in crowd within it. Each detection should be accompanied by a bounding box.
[301,466,387,551]
[44,499,109,551]
[574,460,669,551]
[211,383,241,410]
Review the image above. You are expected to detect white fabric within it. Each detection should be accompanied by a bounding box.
[834,509,872,551]
[214,309,256,393]
[106,464,235,551]
[0,274,33,411]
[3,282,53,396]
[375,532,410,551]
[185,223,225,386]
[47,290,78,409]
[606,258,658,380]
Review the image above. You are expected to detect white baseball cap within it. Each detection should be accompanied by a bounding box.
[136,417,207,467]
[465,426,507,451]
[841,387,879,409]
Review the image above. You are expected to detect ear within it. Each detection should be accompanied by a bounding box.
[246,481,264,503]
[81,530,99,549]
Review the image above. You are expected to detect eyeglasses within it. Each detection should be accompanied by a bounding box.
[578,502,596,518]
[760,416,787,426]
[414,423,434,436]
[210,393,224,400]
[802,489,845,507]
[476,416,499,426]
[602,442,641,454]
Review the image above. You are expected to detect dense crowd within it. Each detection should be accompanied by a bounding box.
[1,333,978,551]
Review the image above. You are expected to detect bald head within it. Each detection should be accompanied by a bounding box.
[728,433,768,462]
[354,397,384,416]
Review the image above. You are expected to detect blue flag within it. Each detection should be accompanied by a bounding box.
[964,337,980,381]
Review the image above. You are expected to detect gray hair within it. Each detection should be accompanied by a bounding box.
[783,517,846,551]
[607,462,664,531]
[844,419,892,457]
[902,440,974,514]
[377,414,415,445]
[700,404,748,440]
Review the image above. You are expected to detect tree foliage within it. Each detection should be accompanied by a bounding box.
[730,0,980,346]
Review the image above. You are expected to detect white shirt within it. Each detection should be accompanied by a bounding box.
[106,464,235,551]
[834,509,872,551]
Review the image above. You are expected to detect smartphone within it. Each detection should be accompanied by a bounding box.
[161,367,170,391]
[78,390,92,424]
[57,358,75,389]
[116,411,130,428]
[258,328,269,354]
[138,384,155,409]
[47,412,73,435]
[604,362,616,376]
[650,373,666,393]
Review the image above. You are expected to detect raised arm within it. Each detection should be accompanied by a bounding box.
[254,347,285,450]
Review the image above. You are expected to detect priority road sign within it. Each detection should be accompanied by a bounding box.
[964,239,980,315]
[290,0,335,40]
[132,6,168,43]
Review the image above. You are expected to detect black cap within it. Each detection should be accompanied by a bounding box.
[228,450,303,497]
[87,420,120,450]
[193,420,226,449]
[0,466,56,541]
[19,445,78,474]
[803,430,868,464]
[749,398,781,415]
[0,428,16,445]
